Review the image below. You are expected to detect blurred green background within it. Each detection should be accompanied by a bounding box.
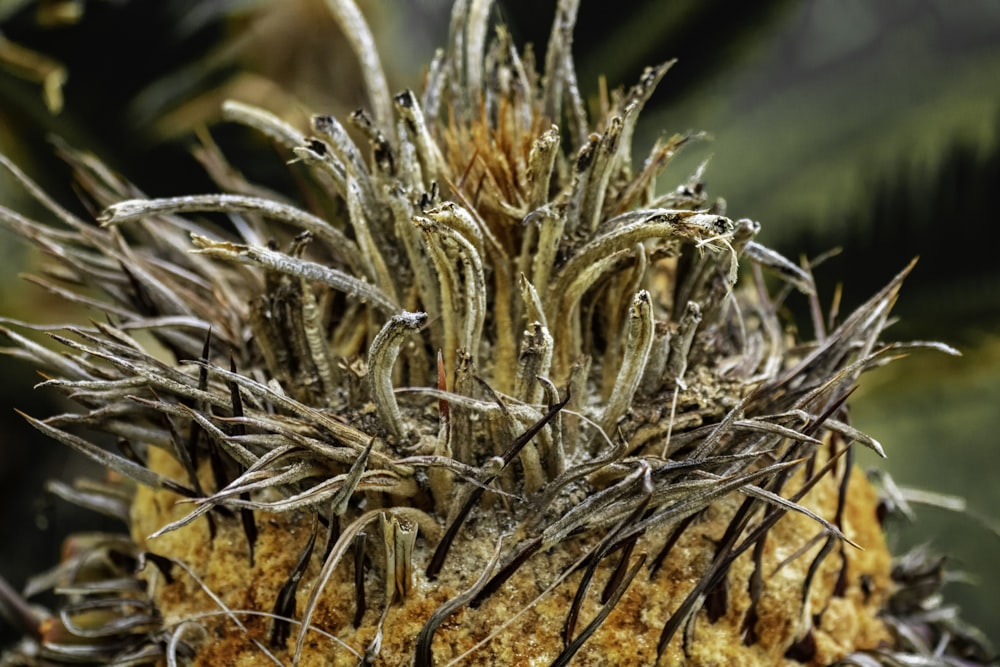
[2,0,998,650]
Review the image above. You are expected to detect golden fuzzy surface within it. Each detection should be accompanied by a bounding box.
[133,446,891,666]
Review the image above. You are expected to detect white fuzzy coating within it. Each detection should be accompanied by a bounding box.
[368,310,429,439]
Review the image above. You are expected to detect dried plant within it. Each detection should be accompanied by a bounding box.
[0,1,992,665]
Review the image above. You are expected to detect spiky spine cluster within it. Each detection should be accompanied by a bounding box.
[0,1,982,666]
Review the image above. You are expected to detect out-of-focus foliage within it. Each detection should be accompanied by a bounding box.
[854,336,1000,643]
[632,0,1000,330]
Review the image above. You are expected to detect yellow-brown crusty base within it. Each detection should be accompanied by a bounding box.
[132,446,891,666]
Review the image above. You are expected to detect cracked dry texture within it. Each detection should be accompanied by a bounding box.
[133,446,891,666]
